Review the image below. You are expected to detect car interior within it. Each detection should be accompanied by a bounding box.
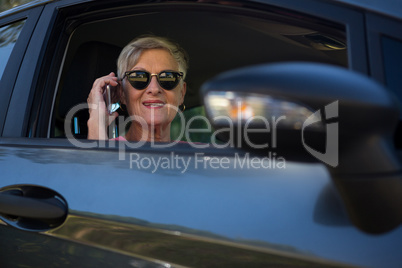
[50,5,348,142]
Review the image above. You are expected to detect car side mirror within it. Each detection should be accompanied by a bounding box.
[201,62,402,234]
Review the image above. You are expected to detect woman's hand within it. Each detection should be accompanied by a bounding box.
[87,72,120,140]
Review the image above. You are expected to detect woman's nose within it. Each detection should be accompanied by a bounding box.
[146,76,162,95]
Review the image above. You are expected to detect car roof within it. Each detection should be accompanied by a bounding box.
[1,0,401,22]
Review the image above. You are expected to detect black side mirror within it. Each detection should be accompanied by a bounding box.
[201,62,402,234]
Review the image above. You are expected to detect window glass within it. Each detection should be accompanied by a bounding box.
[382,36,402,118]
[50,9,347,141]
[0,20,25,80]
[382,35,402,149]
[171,106,214,143]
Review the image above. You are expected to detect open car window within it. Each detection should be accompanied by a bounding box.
[45,3,347,142]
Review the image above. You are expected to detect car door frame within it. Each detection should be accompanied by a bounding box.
[366,12,402,150]
[366,12,402,85]
[0,6,44,136]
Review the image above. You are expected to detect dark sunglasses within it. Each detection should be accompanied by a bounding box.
[124,70,184,90]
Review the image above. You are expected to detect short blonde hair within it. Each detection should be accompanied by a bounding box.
[117,35,189,80]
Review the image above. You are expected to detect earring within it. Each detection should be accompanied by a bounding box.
[180,104,186,111]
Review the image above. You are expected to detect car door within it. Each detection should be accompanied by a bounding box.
[1,0,401,267]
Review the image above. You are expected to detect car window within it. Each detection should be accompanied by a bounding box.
[0,20,25,80]
[48,6,347,142]
[382,36,402,118]
[170,106,214,143]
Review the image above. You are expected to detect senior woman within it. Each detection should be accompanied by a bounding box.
[87,36,188,141]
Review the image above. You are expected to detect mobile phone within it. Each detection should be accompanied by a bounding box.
[103,84,113,115]
[103,84,120,115]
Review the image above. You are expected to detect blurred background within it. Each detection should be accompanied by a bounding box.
[1,0,33,12]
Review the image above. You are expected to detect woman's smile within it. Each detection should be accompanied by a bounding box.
[142,100,165,108]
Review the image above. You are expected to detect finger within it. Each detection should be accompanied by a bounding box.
[92,74,119,91]
[105,72,119,86]
[88,74,120,115]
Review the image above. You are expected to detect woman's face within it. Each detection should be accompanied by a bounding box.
[121,48,186,127]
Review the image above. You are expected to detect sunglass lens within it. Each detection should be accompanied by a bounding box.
[128,71,149,89]
[159,72,179,90]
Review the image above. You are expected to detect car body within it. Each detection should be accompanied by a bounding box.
[0,0,401,267]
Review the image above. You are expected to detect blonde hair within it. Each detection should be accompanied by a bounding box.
[117,35,189,80]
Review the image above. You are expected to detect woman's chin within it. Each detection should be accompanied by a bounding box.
[143,116,171,127]
[130,109,176,128]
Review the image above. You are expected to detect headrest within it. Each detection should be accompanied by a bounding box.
[57,41,122,118]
